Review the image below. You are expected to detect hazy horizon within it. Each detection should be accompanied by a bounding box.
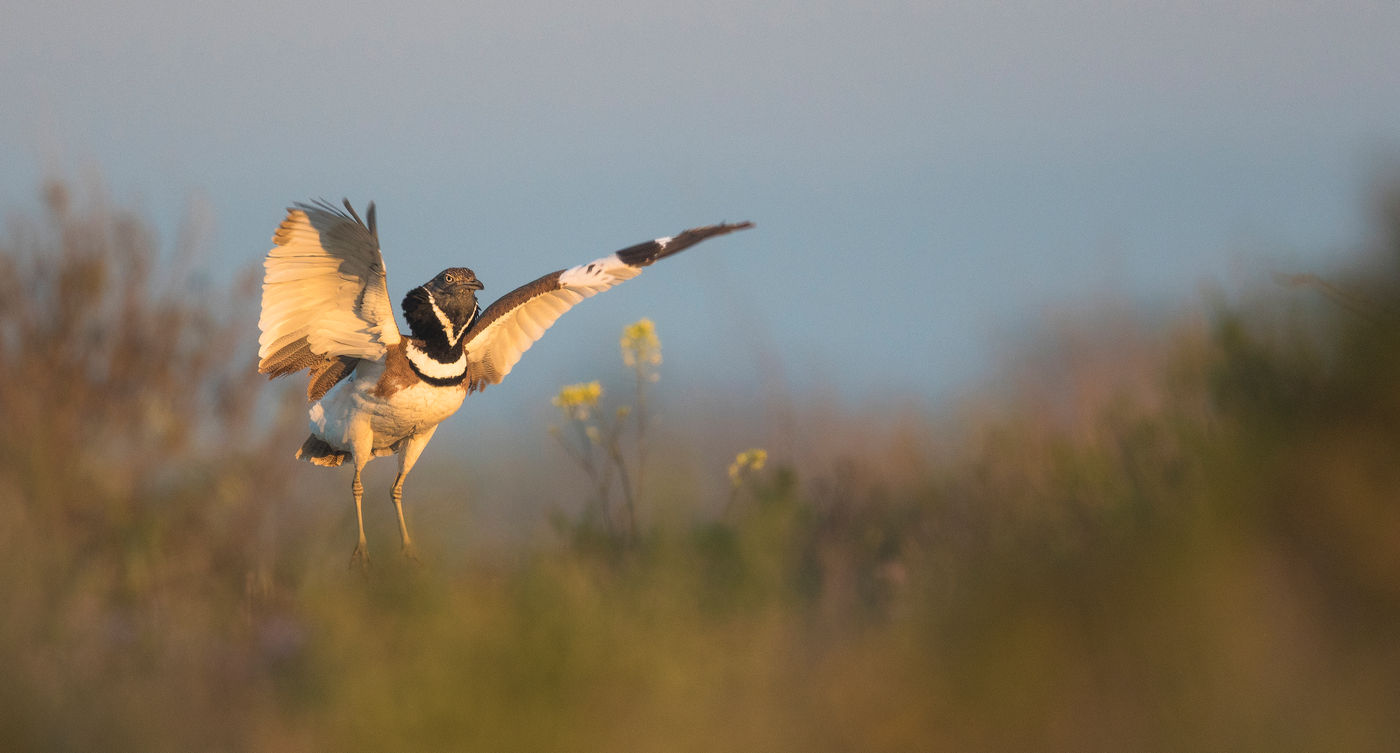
[5,1,1399,415]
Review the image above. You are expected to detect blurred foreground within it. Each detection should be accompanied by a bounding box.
[2,184,1399,751]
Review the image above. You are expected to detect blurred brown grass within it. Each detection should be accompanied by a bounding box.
[2,180,1400,751]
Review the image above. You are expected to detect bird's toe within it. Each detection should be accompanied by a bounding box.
[349,544,372,575]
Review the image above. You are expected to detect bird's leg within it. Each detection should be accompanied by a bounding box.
[350,465,370,572]
[391,472,420,565]
[392,430,436,565]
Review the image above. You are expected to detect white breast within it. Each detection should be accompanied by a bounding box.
[368,380,466,444]
[308,364,466,455]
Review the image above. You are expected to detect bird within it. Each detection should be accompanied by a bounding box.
[257,199,752,567]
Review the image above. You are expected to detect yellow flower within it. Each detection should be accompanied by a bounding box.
[552,381,603,420]
[620,318,662,369]
[727,448,768,486]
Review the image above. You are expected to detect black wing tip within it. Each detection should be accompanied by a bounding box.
[680,221,755,238]
[616,220,755,266]
[338,198,378,237]
[292,197,341,216]
[289,198,377,236]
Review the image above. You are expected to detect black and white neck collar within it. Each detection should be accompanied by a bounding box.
[405,340,468,386]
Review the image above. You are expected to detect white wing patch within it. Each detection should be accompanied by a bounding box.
[465,252,645,387]
[557,253,643,291]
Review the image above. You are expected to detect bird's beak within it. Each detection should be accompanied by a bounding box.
[467,279,484,291]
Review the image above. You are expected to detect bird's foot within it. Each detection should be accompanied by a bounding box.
[401,543,423,569]
[349,542,371,574]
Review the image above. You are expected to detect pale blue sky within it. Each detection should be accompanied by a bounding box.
[5,1,1400,422]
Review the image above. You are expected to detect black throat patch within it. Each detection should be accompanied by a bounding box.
[401,285,477,387]
[402,287,478,360]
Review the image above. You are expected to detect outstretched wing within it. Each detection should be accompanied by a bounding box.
[461,222,753,392]
[257,199,402,398]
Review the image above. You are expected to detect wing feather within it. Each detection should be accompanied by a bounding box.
[461,222,752,391]
[257,199,402,385]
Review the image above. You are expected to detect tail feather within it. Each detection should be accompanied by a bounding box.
[296,435,347,467]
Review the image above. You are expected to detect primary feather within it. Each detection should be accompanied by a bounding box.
[461,223,754,391]
[257,199,401,388]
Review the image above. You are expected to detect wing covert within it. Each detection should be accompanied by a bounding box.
[257,199,403,382]
[461,222,752,391]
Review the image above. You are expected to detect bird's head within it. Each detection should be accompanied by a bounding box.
[402,267,484,343]
[425,266,483,320]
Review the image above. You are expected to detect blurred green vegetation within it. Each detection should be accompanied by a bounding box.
[2,181,1400,751]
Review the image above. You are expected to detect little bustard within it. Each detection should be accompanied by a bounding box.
[257,199,751,566]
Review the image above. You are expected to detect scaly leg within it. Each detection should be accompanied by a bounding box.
[392,428,438,564]
[391,473,419,565]
[350,462,370,572]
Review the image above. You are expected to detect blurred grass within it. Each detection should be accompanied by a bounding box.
[3,180,1400,751]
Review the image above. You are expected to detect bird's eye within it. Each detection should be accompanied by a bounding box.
[444,272,457,283]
